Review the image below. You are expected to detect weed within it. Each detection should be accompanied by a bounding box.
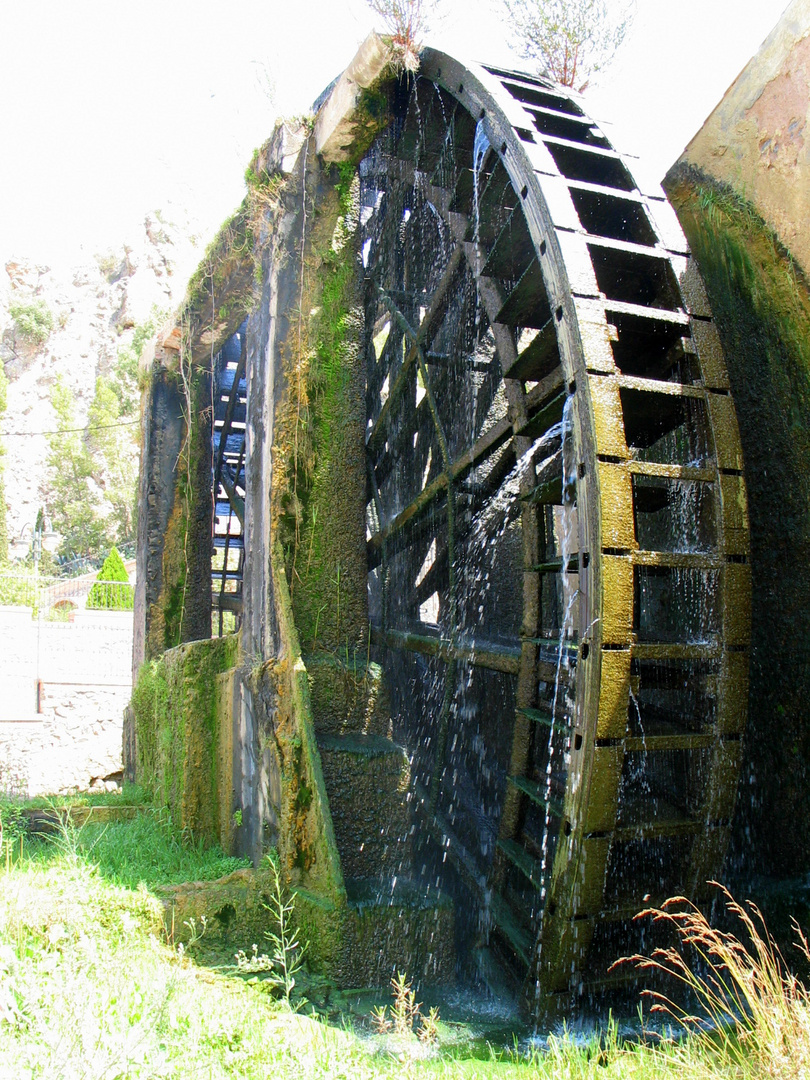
[372,971,440,1045]
[175,915,207,964]
[259,850,307,1006]
[365,0,437,71]
[619,882,810,1079]
[391,970,421,1036]
[235,942,275,973]
[371,1002,393,1034]
[418,1005,441,1045]
[0,800,27,851]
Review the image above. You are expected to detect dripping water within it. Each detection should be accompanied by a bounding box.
[539,395,580,900]
[472,118,490,254]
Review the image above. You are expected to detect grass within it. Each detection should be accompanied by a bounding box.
[620,883,810,1080]
[69,809,252,890]
[9,782,150,810]
[2,796,249,890]
[1,815,808,1078]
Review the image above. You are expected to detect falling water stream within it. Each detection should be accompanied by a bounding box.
[537,395,579,899]
[472,119,490,253]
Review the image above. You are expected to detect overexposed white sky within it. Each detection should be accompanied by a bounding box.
[0,0,790,270]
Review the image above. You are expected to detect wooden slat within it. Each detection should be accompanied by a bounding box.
[626,460,716,482]
[494,259,552,328]
[498,838,545,889]
[508,775,565,819]
[633,550,723,570]
[504,320,559,382]
[632,642,722,661]
[617,373,705,399]
[367,245,465,452]
[517,389,566,441]
[489,894,532,966]
[517,706,555,727]
[623,732,714,752]
[526,554,579,573]
[367,414,513,551]
[521,475,562,506]
[372,625,521,675]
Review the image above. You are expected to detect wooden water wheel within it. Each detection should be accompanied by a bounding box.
[359,54,750,1017]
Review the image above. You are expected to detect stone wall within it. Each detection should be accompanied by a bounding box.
[664,0,810,876]
[0,685,127,796]
[671,0,810,282]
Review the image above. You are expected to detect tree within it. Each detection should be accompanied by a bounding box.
[8,298,53,347]
[503,0,635,92]
[44,308,150,558]
[87,545,133,610]
[364,0,440,71]
[87,374,139,545]
[45,376,108,558]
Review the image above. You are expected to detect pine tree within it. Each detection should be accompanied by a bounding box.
[86,545,133,610]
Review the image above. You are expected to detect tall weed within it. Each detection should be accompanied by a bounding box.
[620,882,810,1079]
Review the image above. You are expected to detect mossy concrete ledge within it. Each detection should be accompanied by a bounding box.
[266,539,347,974]
[314,32,393,163]
[131,634,239,849]
[156,866,275,947]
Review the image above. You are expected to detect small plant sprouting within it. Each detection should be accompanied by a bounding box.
[372,972,440,1045]
[364,0,438,72]
[331,561,343,644]
[176,914,207,962]
[248,850,307,1007]
[235,942,274,973]
[185,915,207,947]
[391,971,420,1037]
[371,1003,393,1034]
[418,1005,440,1045]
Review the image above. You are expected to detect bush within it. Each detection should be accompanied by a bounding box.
[86,546,133,610]
[0,573,38,609]
[9,299,53,346]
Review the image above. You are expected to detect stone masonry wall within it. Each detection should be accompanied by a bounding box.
[0,685,127,797]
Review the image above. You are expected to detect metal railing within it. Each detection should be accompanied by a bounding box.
[0,574,135,714]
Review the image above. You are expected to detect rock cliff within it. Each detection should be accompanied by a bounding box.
[0,212,201,558]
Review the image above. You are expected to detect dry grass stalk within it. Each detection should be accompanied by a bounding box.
[617,881,810,1078]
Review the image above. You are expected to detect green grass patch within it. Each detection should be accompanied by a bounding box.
[4,805,250,890]
[0,827,680,1080]
[75,810,251,889]
[0,811,792,1078]
[7,782,150,810]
